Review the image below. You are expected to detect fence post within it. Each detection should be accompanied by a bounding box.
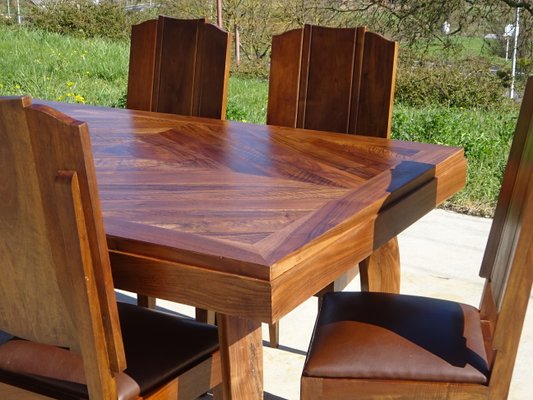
[235,25,240,67]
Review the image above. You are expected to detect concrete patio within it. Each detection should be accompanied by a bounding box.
[156,209,532,400]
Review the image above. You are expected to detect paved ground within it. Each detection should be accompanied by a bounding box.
[157,209,532,399]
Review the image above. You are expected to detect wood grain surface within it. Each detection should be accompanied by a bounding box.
[33,100,466,320]
[29,99,466,400]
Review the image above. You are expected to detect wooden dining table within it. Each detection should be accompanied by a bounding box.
[35,100,466,399]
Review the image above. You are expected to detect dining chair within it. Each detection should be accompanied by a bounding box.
[300,76,533,399]
[126,15,231,119]
[0,96,221,399]
[266,24,399,347]
[127,15,231,316]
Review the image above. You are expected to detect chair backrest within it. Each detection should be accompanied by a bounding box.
[478,77,533,398]
[0,97,126,398]
[126,15,231,119]
[267,24,398,138]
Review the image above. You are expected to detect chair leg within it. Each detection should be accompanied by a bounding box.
[268,322,279,348]
[300,376,323,400]
[315,263,359,309]
[331,263,360,292]
[359,237,400,293]
[143,351,222,400]
[137,294,156,309]
[196,308,216,325]
[211,383,224,399]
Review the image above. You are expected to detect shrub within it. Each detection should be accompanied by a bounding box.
[395,57,512,110]
[26,0,154,41]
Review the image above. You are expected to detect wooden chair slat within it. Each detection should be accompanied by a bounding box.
[267,28,303,128]
[300,25,357,133]
[127,15,231,120]
[354,31,398,137]
[0,97,73,348]
[268,24,398,138]
[126,19,158,112]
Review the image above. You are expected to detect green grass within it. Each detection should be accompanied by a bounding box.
[0,25,129,106]
[392,105,516,216]
[227,76,269,124]
[0,25,518,217]
[414,35,509,65]
[450,36,500,60]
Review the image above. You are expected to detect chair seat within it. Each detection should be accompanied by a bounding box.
[0,302,219,399]
[303,292,489,384]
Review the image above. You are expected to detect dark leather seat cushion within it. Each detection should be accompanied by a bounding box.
[119,301,218,394]
[303,292,489,384]
[0,301,219,399]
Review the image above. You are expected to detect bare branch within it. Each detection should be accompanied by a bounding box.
[495,0,533,16]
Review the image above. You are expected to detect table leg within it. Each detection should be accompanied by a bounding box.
[137,294,156,308]
[268,322,279,348]
[359,237,400,293]
[217,314,263,399]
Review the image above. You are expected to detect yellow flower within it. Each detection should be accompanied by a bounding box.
[74,94,85,104]
[14,84,20,89]
[57,95,64,101]
[66,81,75,87]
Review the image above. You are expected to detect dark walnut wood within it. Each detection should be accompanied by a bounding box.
[267,24,400,346]
[34,99,466,319]
[126,15,231,313]
[301,77,533,400]
[267,25,397,137]
[0,97,221,399]
[34,99,466,399]
[126,15,231,119]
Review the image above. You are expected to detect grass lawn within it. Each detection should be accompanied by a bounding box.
[392,104,516,216]
[0,25,129,106]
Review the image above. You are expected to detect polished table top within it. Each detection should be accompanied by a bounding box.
[35,99,467,398]
[36,100,466,318]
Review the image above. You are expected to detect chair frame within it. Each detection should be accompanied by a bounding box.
[0,96,221,399]
[126,15,231,119]
[126,14,232,316]
[267,24,398,138]
[267,24,400,348]
[300,77,533,399]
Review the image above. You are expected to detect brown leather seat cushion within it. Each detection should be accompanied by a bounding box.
[303,292,489,384]
[0,302,219,399]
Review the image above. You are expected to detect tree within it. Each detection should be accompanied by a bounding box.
[318,0,532,73]
[317,1,531,43]
[157,0,532,77]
